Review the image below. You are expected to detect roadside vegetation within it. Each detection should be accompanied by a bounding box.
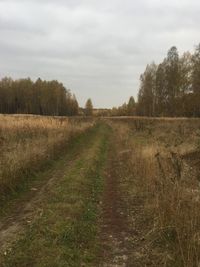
[0,122,111,267]
[0,115,94,202]
[108,118,200,266]
[1,116,200,266]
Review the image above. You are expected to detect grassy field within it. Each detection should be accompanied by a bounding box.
[107,117,200,266]
[0,115,94,202]
[1,115,200,266]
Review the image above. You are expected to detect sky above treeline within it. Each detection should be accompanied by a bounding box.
[0,0,200,108]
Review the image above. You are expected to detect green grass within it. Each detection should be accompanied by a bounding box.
[1,123,111,267]
[0,124,102,216]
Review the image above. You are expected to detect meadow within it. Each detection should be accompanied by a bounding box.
[1,115,200,266]
[108,117,200,266]
[0,115,94,201]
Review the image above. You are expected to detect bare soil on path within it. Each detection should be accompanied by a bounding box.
[99,148,131,267]
[97,130,147,267]
[97,123,163,267]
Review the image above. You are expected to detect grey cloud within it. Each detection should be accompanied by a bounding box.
[0,0,200,107]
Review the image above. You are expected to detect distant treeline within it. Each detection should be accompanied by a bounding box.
[0,77,79,116]
[110,96,136,116]
[137,44,200,117]
[109,44,200,117]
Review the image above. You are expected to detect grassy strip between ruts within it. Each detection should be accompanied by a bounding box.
[0,120,95,206]
[0,123,100,216]
[1,123,111,267]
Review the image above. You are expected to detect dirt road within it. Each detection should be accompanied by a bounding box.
[0,124,111,266]
[0,122,173,266]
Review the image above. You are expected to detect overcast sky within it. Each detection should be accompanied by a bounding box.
[0,0,200,108]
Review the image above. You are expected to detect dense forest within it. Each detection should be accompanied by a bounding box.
[137,44,200,117]
[0,77,79,116]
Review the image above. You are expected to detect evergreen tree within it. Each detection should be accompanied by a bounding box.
[85,98,93,116]
[127,96,136,115]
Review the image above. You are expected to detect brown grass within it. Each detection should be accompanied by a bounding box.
[109,118,200,266]
[0,114,94,199]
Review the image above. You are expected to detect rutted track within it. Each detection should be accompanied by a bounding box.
[0,123,111,266]
[2,120,200,266]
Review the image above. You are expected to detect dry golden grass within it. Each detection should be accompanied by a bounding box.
[0,114,94,199]
[110,118,200,266]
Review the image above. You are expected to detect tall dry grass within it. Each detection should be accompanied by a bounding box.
[137,147,200,266]
[111,118,200,266]
[0,115,94,199]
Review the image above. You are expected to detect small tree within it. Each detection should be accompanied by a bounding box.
[85,98,93,116]
[127,96,136,115]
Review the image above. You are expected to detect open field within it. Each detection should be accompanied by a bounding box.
[1,115,200,266]
[0,115,95,202]
[105,117,200,266]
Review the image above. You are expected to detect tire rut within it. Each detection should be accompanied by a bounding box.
[98,142,133,267]
[0,128,100,253]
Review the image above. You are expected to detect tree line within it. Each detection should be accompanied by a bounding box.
[2,44,200,118]
[110,96,136,116]
[137,44,200,117]
[0,77,79,116]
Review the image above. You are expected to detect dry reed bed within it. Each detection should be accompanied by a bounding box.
[0,115,95,199]
[111,119,200,266]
